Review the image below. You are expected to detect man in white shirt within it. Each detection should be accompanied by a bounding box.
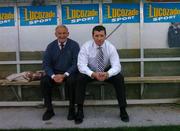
[75,25,129,124]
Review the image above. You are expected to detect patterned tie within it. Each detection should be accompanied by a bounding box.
[97,46,105,72]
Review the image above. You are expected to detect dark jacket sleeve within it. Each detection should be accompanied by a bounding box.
[66,42,80,75]
[42,45,54,77]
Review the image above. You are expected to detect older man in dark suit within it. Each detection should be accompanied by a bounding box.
[41,25,80,121]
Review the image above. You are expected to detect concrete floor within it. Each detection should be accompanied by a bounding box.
[0,104,179,129]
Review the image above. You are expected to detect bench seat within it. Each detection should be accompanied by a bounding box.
[1,76,180,86]
[0,76,180,105]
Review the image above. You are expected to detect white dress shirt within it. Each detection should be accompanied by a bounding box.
[78,40,121,78]
[58,41,67,50]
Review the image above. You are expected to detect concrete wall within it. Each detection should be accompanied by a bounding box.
[142,23,170,48]
[1,21,172,52]
[0,23,140,51]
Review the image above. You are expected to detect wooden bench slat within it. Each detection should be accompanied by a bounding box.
[1,76,180,86]
[0,80,40,86]
[125,76,180,84]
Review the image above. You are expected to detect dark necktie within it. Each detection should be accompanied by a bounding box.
[60,43,64,50]
[97,46,105,72]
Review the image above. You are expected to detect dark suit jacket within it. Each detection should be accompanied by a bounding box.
[43,38,80,77]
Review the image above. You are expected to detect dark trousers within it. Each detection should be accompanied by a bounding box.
[41,74,76,110]
[75,73,127,108]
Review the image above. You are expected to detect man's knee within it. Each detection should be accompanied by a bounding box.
[66,74,77,86]
[77,73,90,81]
[41,75,53,87]
[112,73,124,81]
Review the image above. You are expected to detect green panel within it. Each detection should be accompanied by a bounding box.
[126,84,141,99]
[20,64,42,72]
[22,85,64,101]
[118,49,140,58]
[86,85,101,100]
[0,65,16,79]
[104,84,140,99]
[104,84,116,99]
[22,86,42,101]
[20,51,44,60]
[121,62,140,77]
[144,48,180,58]
[0,52,16,61]
[0,87,18,101]
[142,83,180,99]
[85,82,141,100]
[144,61,180,76]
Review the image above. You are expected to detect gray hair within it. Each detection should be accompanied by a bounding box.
[55,25,68,31]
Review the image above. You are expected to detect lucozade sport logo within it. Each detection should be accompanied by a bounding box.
[19,5,57,26]
[62,4,99,24]
[102,4,140,23]
[144,3,180,22]
[0,7,14,27]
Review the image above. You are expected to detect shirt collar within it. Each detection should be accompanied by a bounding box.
[93,40,106,49]
[58,40,67,46]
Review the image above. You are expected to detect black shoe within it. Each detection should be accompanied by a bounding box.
[67,108,75,120]
[75,109,84,124]
[120,108,129,122]
[42,110,55,121]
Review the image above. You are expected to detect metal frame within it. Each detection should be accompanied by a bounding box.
[1,57,180,65]
[140,0,145,98]
[0,99,179,107]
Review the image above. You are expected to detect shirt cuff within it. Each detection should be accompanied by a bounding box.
[87,70,93,78]
[107,70,113,78]
[51,74,55,79]
[64,72,70,77]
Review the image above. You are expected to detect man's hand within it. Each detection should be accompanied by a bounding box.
[91,72,109,81]
[99,72,109,81]
[53,74,65,83]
